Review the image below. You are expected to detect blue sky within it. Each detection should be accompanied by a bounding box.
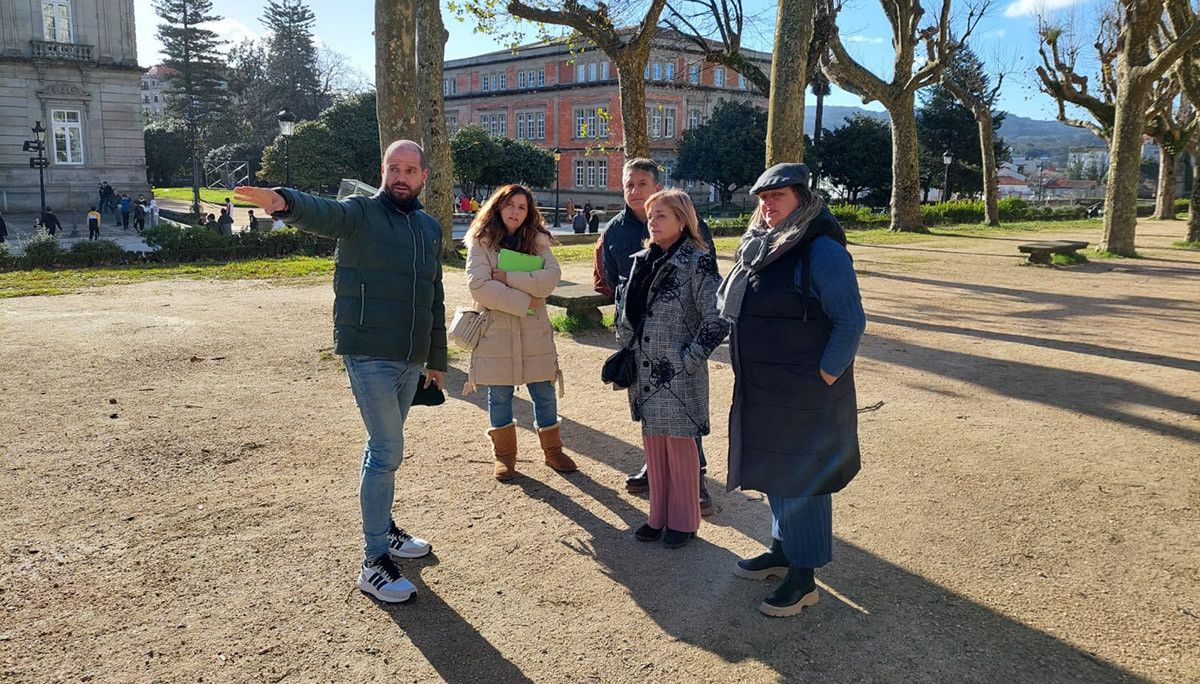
[132,0,1095,120]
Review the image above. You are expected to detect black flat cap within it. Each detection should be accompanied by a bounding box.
[750,163,812,194]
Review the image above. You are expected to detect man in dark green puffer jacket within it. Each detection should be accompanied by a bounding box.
[235,140,444,604]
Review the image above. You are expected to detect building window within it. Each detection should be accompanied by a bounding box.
[518,71,527,89]
[664,108,676,139]
[538,69,546,86]
[516,113,526,139]
[536,111,545,139]
[574,107,608,138]
[660,161,674,188]
[652,63,662,80]
[481,74,489,92]
[500,73,508,89]
[443,78,457,96]
[689,64,700,84]
[588,62,597,81]
[714,68,726,87]
[598,160,608,188]
[446,113,458,134]
[498,113,506,136]
[739,73,747,89]
[601,62,610,80]
[575,160,585,187]
[586,161,596,187]
[665,62,675,80]
[650,107,662,138]
[51,108,83,164]
[644,65,650,79]
[576,63,585,82]
[689,108,700,129]
[42,0,72,42]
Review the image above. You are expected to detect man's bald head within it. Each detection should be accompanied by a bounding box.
[381,140,429,204]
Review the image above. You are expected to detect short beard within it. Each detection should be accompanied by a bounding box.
[387,182,423,204]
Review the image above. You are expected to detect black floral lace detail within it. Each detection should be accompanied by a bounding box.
[697,253,719,276]
[695,320,729,354]
[649,356,676,387]
[652,270,681,303]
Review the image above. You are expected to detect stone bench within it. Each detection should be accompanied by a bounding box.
[546,284,612,327]
[1018,240,1090,265]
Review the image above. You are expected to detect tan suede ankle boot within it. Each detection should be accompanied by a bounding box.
[488,422,517,481]
[537,423,577,473]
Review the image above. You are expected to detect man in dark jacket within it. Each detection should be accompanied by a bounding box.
[235,139,445,605]
[595,157,717,512]
[40,207,62,236]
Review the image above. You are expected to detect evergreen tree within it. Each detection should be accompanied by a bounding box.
[154,0,229,129]
[261,0,325,121]
[917,85,1008,199]
[815,114,892,203]
[674,99,767,205]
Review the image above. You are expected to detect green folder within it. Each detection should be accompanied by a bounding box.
[497,248,544,272]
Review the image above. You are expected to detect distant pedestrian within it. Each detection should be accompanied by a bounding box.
[572,209,587,234]
[197,214,208,228]
[87,207,101,240]
[148,198,160,227]
[133,201,146,233]
[470,197,480,213]
[271,217,285,230]
[566,198,576,219]
[247,210,259,232]
[119,194,132,229]
[217,208,234,237]
[41,207,62,236]
[97,183,107,213]
[583,200,593,223]
[588,211,600,234]
[0,210,8,243]
[224,196,234,219]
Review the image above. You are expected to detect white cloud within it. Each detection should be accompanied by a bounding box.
[1003,0,1088,18]
[990,29,1007,39]
[847,35,886,44]
[204,18,261,46]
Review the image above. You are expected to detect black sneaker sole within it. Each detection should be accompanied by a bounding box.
[626,481,649,494]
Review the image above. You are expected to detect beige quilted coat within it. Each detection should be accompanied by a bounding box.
[465,233,562,391]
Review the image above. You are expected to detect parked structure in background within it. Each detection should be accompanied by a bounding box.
[140,65,175,121]
[442,31,770,208]
[0,0,148,213]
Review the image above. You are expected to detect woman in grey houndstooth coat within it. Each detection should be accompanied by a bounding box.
[614,189,729,549]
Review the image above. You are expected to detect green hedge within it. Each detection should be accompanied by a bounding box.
[704,199,1093,233]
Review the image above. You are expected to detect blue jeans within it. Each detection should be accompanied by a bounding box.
[487,381,557,429]
[769,494,833,568]
[344,355,421,561]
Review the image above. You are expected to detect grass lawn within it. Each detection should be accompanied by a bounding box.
[151,187,257,208]
[0,256,335,298]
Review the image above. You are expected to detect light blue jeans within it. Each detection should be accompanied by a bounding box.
[487,381,557,429]
[344,355,421,561]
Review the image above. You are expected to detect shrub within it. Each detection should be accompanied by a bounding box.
[1136,203,1155,217]
[830,204,889,226]
[921,200,985,225]
[0,243,14,271]
[1051,205,1087,220]
[997,197,1033,221]
[67,239,128,266]
[23,234,62,269]
[706,216,751,237]
[1174,198,1191,213]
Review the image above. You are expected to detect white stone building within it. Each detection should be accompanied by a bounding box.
[140,64,173,121]
[0,0,148,213]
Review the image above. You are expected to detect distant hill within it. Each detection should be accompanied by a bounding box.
[802,105,1104,161]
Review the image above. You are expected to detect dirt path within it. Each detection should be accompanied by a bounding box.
[2,220,1198,682]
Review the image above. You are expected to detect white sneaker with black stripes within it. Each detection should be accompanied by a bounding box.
[387,522,432,559]
[358,555,416,603]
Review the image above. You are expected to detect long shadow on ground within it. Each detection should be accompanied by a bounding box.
[419,367,1146,681]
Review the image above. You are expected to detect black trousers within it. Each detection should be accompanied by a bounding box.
[121,212,130,228]
[89,225,99,240]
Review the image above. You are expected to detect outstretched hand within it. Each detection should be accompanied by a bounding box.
[233,186,286,214]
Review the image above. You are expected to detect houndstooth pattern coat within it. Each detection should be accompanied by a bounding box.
[615,239,729,437]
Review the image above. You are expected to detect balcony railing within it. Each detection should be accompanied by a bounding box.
[30,39,94,62]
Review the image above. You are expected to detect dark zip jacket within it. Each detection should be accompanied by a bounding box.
[276,188,448,371]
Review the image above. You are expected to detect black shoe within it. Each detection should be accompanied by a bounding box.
[662,528,694,549]
[735,537,789,580]
[759,566,818,617]
[634,523,662,542]
[625,464,649,493]
[699,476,713,517]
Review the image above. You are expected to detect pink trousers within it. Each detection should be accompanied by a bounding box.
[642,435,701,533]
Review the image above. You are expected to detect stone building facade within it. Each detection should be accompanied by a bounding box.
[0,0,148,213]
[443,34,770,209]
[140,64,172,121]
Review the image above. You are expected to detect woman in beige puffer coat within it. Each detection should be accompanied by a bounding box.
[465,184,576,481]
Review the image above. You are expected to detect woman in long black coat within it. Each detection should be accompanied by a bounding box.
[718,163,866,617]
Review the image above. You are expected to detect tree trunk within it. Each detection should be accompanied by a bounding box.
[1188,152,1200,242]
[375,1,420,153]
[415,0,458,262]
[1101,76,1152,255]
[1153,144,1177,220]
[887,95,923,232]
[977,111,1000,226]
[765,0,814,165]
[616,55,650,158]
[811,87,825,187]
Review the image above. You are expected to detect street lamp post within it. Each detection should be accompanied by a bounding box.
[942,150,953,204]
[24,121,48,215]
[277,110,297,188]
[553,148,562,227]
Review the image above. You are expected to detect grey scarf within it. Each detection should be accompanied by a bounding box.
[716,196,825,323]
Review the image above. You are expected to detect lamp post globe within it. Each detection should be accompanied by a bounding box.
[277,110,297,188]
[941,151,953,204]
[31,121,47,215]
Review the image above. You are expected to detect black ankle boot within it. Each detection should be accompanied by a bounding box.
[734,538,788,580]
[759,566,818,617]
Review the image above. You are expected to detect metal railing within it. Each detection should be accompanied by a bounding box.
[30,39,94,61]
